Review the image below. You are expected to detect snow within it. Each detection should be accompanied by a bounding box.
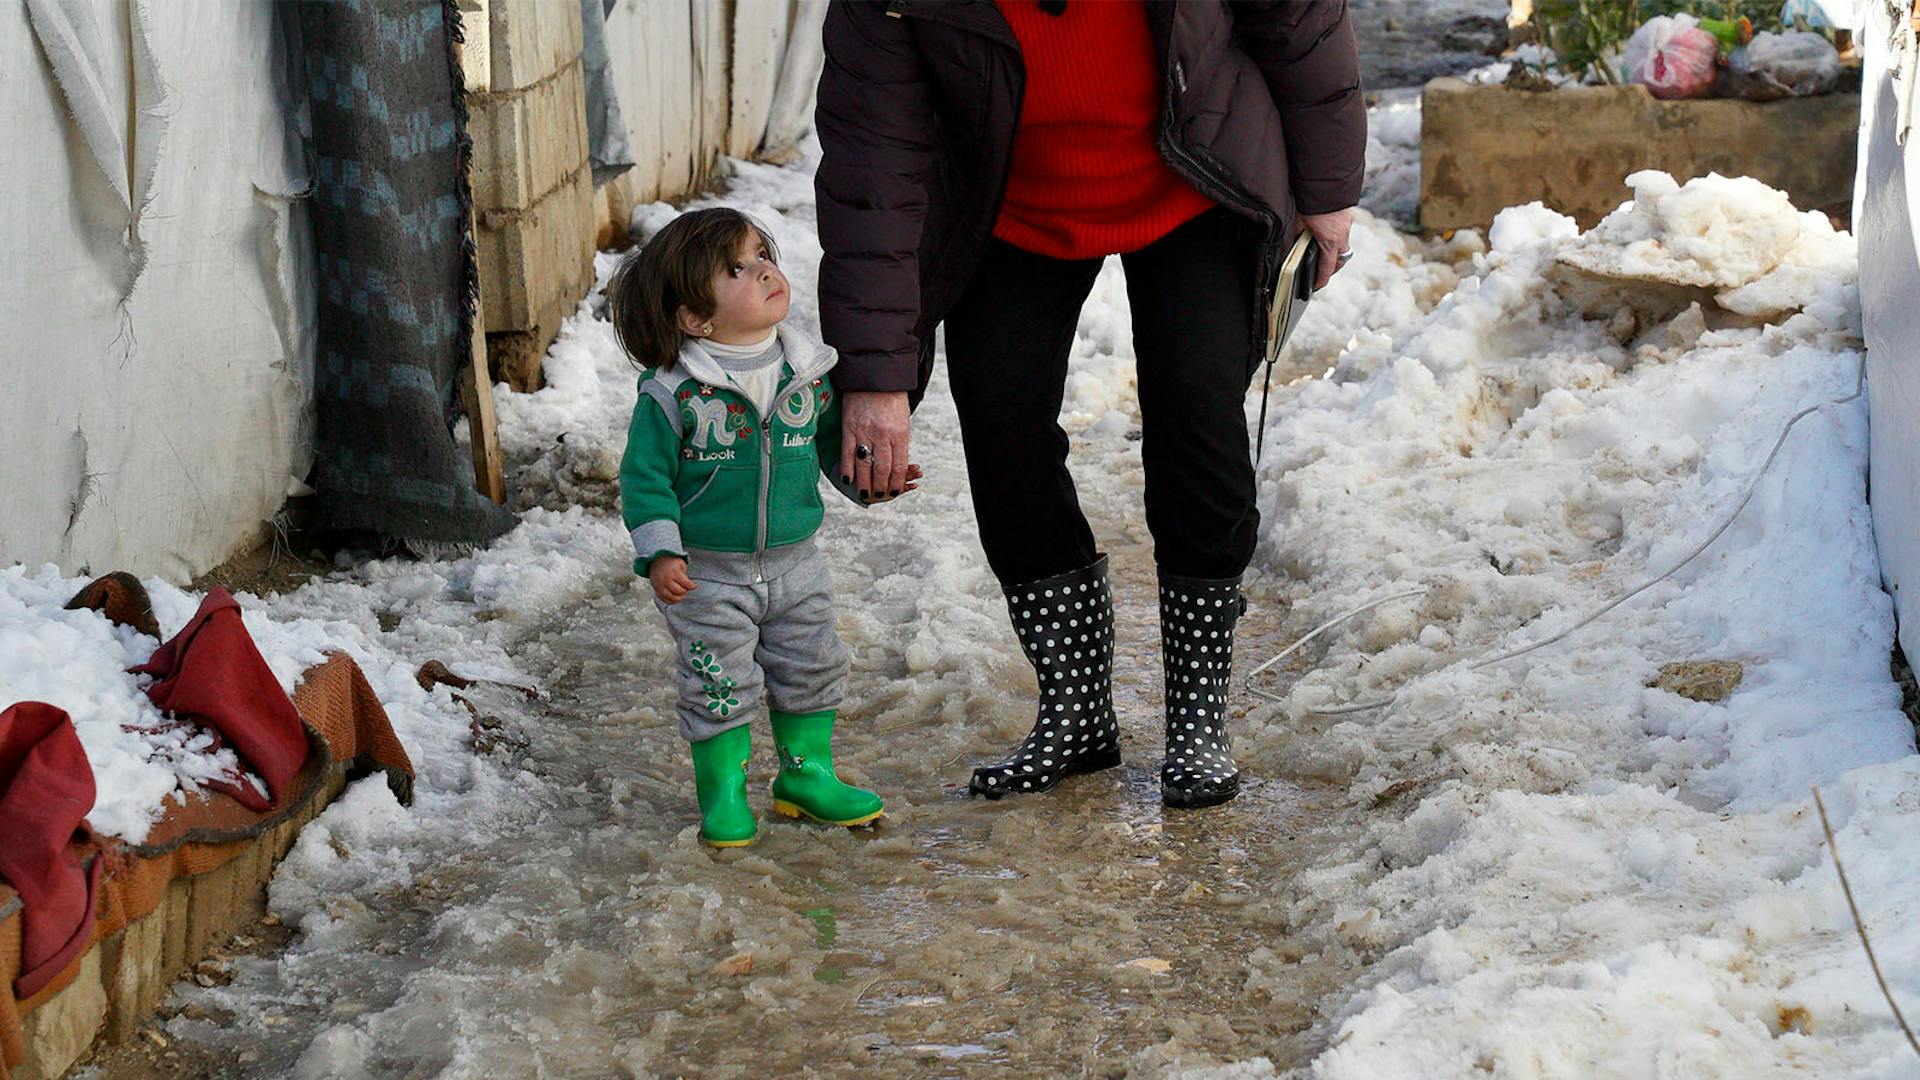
[1234,176,1917,1075]
[1359,89,1425,226]
[1558,170,1860,319]
[14,99,1919,1077]
[0,567,236,840]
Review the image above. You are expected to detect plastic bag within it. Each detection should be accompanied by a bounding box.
[1723,30,1840,100]
[1623,15,1721,99]
[1777,0,1846,30]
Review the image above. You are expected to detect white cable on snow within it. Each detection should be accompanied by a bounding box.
[1241,587,1432,698]
[1246,356,1867,714]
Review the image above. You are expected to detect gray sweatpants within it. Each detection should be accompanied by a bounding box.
[655,543,848,742]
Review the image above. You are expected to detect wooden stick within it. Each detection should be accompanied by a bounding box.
[1812,785,1920,1061]
[461,209,507,505]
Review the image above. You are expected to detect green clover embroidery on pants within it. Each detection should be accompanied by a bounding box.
[689,641,740,715]
[689,641,721,677]
[705,685,741,717]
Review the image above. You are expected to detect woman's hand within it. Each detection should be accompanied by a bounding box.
[1302,208,1355,290]
[839,391,913,502]
[649,556,697,604]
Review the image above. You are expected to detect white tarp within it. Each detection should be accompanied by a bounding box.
[1,0,316,583]
[602,0,824,204]
[1858,0,1920,658]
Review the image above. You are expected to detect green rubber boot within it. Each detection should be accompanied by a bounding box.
[689,725,757,847]
[768,709,884,827]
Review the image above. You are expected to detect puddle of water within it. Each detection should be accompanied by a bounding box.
[904,1042,995,1060]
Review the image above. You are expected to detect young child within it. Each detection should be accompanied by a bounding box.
[609,207,905,848]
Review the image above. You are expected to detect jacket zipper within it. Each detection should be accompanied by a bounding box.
[751,362,796,582]
[1157,58,1276,247]
[750,358,824,582]
[887,0,1016,46]
[755,428,771,582]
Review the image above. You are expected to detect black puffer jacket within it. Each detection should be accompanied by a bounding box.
[814,0,1366,396]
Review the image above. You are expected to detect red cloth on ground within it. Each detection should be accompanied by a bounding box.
[0,703,102,999]
[129,587,310,813]
[992,0,1215,259]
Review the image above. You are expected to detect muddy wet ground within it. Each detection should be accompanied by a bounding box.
[88,543,1368,1078]
[1352,0,1510,90]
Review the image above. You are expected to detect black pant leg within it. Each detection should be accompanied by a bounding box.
[1121,210,1261,580]
[944,239,1105,586]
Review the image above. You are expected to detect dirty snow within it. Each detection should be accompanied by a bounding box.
[1558,170,1860,318]
[29,104,1919,1079]
[1236,175,1915,1077]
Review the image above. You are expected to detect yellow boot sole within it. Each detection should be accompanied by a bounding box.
[770,792,884,828]
[702,832,757,848]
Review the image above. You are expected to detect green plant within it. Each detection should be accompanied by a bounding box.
[1532,0,1785,83]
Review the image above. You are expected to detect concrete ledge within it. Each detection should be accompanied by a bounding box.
[1420,78,1860,230]
[12,770,349,1080]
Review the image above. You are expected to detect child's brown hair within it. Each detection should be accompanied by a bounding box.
[606,208,782,369]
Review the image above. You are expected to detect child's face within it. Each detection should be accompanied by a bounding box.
[699,231,789,343]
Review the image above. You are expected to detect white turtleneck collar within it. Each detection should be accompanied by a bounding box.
[693,328,779,361]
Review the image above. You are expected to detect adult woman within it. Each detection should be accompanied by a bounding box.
[817,0,1364,808]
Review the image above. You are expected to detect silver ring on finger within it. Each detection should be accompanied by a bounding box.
[855,444,872,460]
[1336,249,1354,265]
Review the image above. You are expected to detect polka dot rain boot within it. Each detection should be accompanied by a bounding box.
[969,556,1121,799]
[1159,572,1247,809]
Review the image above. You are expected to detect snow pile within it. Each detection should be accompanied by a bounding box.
[1233,175,1918,1075]
[1557,170,1859,320]
[0,569,241,840]
[2,325,645,845]
[492,275,636,514]
[1360,89,1425,226]
[1266,88,1488,383]
[0,538,589,845]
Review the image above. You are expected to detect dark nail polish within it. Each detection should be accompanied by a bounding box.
[859,489,869,499]
[841,475,851,484]
[891,489,901,497]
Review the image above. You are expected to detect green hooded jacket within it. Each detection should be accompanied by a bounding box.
[619,327,847,575]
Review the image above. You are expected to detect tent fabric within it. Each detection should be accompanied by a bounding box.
[21,0,169,301]
[0,704,102,1001]
[601,0,825,203]
[758,0,827,158]
[1,1,318,582]
[581,0,636,187]
[1859,0,1920,662]
[299,0,514,546]
[0,649,413,1077]
[128,588,312,814]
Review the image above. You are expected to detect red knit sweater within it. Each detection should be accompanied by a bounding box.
[992,0,1215,260]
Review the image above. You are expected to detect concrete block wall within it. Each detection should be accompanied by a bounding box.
[464,0,596,392]
[457,0,828,387]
